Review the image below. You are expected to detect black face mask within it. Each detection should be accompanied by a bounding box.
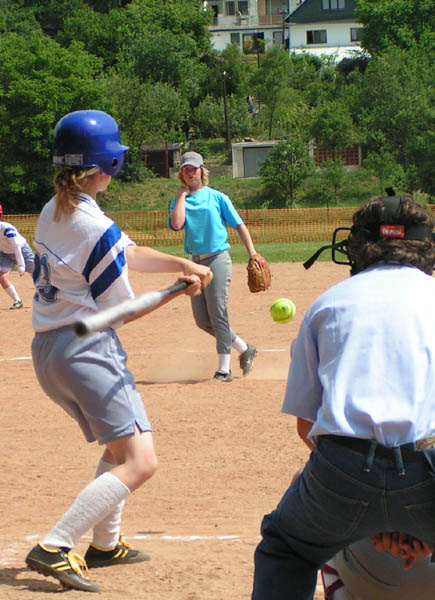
[303,192,435,272]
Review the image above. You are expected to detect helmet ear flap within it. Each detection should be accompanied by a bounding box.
[53,110,129,176]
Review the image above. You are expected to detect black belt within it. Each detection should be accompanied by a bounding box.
[322,435,427,464]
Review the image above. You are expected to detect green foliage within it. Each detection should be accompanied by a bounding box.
[259,138,315,208]
[250,45,296,137]
[297,168,382,208]
[2,0,434,213]
[316,159,347,207]
[103,73,190,148]
[351,45,434,195]
[57,4,127,68]
[309,102,356,157]
[193,94,252,139]
[363,150,406,195]
[201,44,255,100]
[355,0,435,55]
[0,30,106,212]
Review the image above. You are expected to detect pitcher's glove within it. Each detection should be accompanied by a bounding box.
[247,254,271,293]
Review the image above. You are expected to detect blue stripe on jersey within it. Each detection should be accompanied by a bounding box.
[90,249,126,300]
[82,223,122,282]
[4,227,17,238]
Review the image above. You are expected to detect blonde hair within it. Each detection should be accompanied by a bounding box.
[177,166,209,187]
[53,167,98,222]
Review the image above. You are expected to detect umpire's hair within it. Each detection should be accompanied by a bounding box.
[177,166,209,187]
[348,195,435,275]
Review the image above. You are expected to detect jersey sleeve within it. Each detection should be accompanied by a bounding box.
[219,193,243,228]
[82,224,135,311]
[3,225,25,271]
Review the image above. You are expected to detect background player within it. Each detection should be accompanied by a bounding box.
[25,110,212,593]
[0,209,35,309]
[251,193,435,600]
[169,151,258,382]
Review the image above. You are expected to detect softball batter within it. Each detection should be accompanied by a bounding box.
[25,110,212,593]
[169,151,258,382]
[0,215,34,309]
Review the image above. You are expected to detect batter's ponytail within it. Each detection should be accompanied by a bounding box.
[53,167,98,222]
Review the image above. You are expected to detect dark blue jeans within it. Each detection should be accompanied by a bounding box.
[252,436,435,600]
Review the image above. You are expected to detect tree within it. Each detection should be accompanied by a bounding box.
[350,46,434,195]
[355,0,435,55]
[193,94,251,139]
[317,159,347,207]
[103,72,190,148]
[250,45,295,137]
[0,31,106,212]
[259,138,315,208]
[363,150,406,195]
[200,43,254,100]
[309,101,356,159]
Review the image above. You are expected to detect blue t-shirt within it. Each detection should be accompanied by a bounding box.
[169,186,242,255]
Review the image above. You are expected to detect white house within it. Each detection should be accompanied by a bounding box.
[285,0,364,61]
[205,0,299,53]
[205,0,364,60]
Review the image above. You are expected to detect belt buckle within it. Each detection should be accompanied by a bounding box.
[416,436,435,451]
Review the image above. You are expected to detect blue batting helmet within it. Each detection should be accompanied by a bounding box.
[53,110,129,176]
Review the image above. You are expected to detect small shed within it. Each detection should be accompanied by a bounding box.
[140,143,184,177]
[232,141,278,178]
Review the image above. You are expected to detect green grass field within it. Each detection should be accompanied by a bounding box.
[151,241,331,264]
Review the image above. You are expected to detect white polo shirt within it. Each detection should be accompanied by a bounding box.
[283,264,435,446]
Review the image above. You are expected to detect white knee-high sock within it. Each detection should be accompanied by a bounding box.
[91,459,125,549]
[218,353,231,373]
[232,336,248,354]
[4,284,20,302]
[42,472,130,550]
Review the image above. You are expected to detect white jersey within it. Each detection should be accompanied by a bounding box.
[33,194,135,332]
[0,221,27,271]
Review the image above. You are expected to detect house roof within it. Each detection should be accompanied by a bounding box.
[286,0,358,24]
[140,143,183,152]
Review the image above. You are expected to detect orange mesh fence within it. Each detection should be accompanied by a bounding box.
[4,206,435,248]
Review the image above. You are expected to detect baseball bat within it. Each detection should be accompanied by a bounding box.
[74,281,189,337]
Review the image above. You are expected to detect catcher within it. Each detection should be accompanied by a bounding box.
[252,193,435,599]
[169,151,271,382]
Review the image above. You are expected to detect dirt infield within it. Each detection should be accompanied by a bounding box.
[0,261,349,600]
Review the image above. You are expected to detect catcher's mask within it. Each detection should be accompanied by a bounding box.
[303,189,435,271]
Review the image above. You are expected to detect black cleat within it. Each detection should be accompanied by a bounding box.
[26,543,99,593]
[213,370,233,382]
[85,535,151,568]
[239,344,257,376]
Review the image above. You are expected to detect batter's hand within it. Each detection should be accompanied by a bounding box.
[176,274,202,297]
[184,262,213,290]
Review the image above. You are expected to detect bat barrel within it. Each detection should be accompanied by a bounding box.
[73,281,189,337]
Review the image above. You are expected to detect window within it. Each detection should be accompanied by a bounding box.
[226,1,235,16]
[273,31,283,45]
[243,32,264,53]
[238,1,248,15]
[231,32,241,45]
[322,0,345,9]
[350,27,363,42]
[307,30,327,44]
